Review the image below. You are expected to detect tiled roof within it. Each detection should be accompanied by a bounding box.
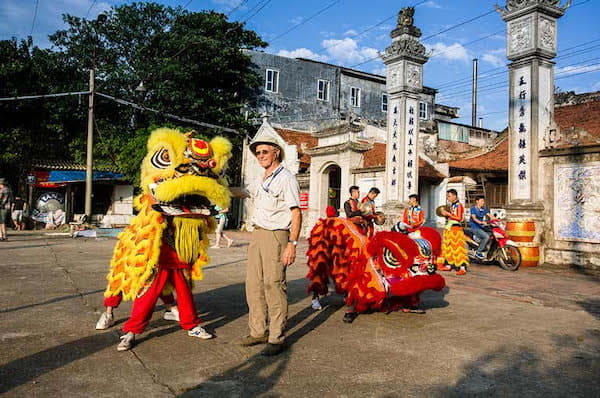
[356,143,445,180]
[363,143,387,168]
[31,159,119,172]
[448,136,508,172]
[553,99,600,148]
[419,158,445,180]
[274,128,318,167]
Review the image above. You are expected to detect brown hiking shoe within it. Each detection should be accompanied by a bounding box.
[240,335,268,347]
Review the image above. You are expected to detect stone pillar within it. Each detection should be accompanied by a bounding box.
[497,0,570,262]
[381,7,429,222]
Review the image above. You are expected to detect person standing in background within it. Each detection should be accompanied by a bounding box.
[11,195,28,230]
[211,205,233,248]
[0,178,11,241]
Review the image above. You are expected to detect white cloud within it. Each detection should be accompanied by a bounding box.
[290,16,303,24]
[277,48,329,62]
[556,64,600,77]
[371,66,387,77]
[344,29,358,36]
[422,1,444,9]
[592,81,600,91]
[319,31,336,38]
[482,53,505,68]
[321,37,379,66]
[211,0,241,6]
[428,42,470,62]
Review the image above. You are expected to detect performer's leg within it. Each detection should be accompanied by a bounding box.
[122,268,169,334]
[170,269,200,330]
[246,229,268,339]
[96,292,122,330]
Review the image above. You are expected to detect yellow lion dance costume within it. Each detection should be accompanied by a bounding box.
[98,128,232,349]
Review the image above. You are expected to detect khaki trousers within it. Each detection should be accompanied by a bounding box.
[246,228,289,344]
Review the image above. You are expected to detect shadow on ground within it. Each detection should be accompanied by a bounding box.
[0,277,311,394]
[422,329,600,397]
[180,304,339,397]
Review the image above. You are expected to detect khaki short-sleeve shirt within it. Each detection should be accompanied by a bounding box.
[248,165,300,231]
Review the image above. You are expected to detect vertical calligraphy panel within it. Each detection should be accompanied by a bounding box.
[511,65,531,200]
[404,98,419,201]
[386,97,401,202]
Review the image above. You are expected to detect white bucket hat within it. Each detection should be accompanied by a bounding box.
[249,135,284,160]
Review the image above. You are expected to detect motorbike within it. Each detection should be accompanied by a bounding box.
[463,219,521,271]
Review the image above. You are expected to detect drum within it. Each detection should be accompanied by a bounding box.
[506,220,536,243]
[435,205,449,217]
[517,243,540,267]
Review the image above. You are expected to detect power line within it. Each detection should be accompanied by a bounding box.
[85,0,97,19]
[270,0,342,44]
[239,0,272,22]
[350,4,497,68]
[435,41,600,93]
[430,30,504,59]
[422,9,496,42]
[437,54,600,97]
[0,91,90,101]
[95,92,238,133]
[227,0,249,16]
[30,0,40,36]
[439,62,600,103]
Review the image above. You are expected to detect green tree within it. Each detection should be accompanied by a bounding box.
[49,2,266,185]
[0,2,266,192]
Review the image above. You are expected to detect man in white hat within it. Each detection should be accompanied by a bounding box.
[240,135,301,356]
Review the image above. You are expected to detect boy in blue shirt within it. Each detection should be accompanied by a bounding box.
[469,195,497,260]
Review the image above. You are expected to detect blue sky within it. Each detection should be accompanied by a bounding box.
[1,0,599,131]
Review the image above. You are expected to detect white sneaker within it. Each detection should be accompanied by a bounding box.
[96,312,115,330]
[117,332,135,351]
[188,326,213,339]
[311,297,322,310]
[163,307,180,322]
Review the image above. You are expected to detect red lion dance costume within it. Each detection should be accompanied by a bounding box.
[307,217,445,313]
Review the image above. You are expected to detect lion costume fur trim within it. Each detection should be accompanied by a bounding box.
[104,128,231,301]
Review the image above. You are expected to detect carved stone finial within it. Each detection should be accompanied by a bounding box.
[495,0,571,17]
[398,7,415,27]
[390,6,422,39]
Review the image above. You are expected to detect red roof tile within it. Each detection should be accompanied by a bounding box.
[553,100,600,148]
[363,143,387,168]
[275,128,318,167]
[449,137,508,172]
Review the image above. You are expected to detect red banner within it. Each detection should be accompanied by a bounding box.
[300,192,309,210]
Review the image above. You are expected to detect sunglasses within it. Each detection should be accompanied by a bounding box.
[255,149,276,156]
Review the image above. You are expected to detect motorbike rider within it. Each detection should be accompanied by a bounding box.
[469,195,498,260]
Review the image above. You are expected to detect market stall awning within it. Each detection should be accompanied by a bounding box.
[33,170,124,188]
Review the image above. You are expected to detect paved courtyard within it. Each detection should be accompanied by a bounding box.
[0,230,598,397]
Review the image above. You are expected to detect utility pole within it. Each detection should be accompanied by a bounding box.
[85,68,94,219]
[472,58,478,127]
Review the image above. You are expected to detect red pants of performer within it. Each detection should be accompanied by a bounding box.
[103,291,174,309]
[122,266,200,334]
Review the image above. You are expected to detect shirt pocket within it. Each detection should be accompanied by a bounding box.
[262,184,284,211]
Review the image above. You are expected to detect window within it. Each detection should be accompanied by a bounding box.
[317,79,330,101]
[438,122,451,140]
[265,69,279,93]
[458,126,469,143]
[419,101,428,120]
[351,87,361,107]
[382,94,388,112]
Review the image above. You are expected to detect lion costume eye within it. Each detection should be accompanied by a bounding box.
[382,247,401,268]
[151,148,171,169]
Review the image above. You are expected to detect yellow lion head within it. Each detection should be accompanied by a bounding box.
[140,127,233,216]
[104,128,234,301]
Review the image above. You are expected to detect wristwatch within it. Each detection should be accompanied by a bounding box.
[288,240,298,246]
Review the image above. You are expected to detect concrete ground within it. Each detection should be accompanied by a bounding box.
[0,230,598,397]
